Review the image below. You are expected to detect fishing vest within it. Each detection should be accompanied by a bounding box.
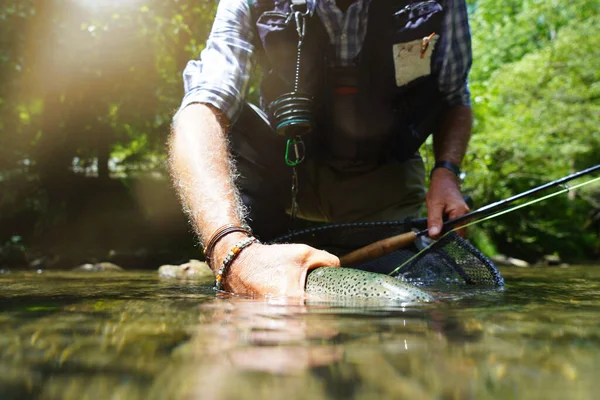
[250,0,448,167]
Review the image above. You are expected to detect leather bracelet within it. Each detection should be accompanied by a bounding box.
[204,224,251,265]
[431,160,461,179]
[215,236,258,291]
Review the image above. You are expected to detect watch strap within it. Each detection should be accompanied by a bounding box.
[431,160,461,178]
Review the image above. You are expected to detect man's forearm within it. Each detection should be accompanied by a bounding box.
[169,103,246,244]
[426,105,473,236]
[433,105,472,166]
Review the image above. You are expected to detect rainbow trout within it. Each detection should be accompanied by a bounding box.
[306,267,434,302]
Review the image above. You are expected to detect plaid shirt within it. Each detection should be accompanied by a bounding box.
[317,0,371,67]
[180,0,472,122]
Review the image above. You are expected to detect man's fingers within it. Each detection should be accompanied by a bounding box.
[447,199,470,237]
[306,249,341,270]
[448,208,462,221]
[427,203,444,238]
[450,199,470,220]
[298,249,340,293]
[448,199,469,224]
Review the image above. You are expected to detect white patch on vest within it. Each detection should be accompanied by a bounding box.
[392,34,439,87]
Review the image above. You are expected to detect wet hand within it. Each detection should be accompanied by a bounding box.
[212,233,341,297]
[426,168,470,238]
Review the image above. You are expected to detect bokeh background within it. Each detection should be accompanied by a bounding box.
[1,0,599,269]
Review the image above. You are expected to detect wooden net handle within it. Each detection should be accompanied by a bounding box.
[339,231,418,267]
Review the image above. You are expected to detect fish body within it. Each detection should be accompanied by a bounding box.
[306,267,434,302]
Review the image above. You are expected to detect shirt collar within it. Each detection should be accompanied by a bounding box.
[312,0,370,15]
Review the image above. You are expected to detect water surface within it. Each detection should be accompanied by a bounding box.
[1,267,599,399]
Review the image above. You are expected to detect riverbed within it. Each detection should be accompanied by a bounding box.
[1,267,599,399]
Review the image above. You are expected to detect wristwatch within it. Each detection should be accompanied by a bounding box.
[431,160,461,179]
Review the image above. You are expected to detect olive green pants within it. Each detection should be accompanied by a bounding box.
[294,157,426,223]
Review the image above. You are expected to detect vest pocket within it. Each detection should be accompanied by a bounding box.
[256,11,289,36]
[389,0,444,87]
[392,34,439,87]
[255,10,298,85]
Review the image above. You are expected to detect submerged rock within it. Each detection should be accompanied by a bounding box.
[542,254,567,267]
[158,260,213,279]
[490,254,530,268]
[306,267,434,302]
[73,262,124,272]
[29,255,60,270]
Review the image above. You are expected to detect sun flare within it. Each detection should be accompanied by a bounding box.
[74,0,146,12]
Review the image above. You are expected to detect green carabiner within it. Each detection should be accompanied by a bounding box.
[285,136,305,167]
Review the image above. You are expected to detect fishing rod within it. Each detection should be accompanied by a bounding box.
[340,164,600,266]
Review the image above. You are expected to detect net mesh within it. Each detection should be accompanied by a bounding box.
[395,232,504,287]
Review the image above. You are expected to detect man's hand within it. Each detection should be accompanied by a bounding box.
[212,233,341,297]
[426,168,470,238]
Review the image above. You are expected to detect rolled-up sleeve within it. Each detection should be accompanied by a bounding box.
[178,0,255,123]
[437,0,472,107]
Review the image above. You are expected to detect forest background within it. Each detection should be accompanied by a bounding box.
[1,0,599,269]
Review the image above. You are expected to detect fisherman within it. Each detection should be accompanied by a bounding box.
[169,0,473,296]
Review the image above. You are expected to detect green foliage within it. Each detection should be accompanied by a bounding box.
[469,227,499,257]
[0,0,217,244]
[463,2,600,261]
[0,0,217,178]
[469,0,600,83]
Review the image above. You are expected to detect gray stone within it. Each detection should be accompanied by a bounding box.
[73,262,124,272]
[490,254,530,268]
[158,260,213,279]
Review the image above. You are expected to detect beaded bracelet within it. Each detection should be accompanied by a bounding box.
[215,236,258,291]
[204,224,251,265]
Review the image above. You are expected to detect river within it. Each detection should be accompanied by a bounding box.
[1,266,599,399]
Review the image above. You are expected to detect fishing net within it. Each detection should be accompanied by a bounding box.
[273,225,504,288]
[394,232,504,287]
[349,232,503,287]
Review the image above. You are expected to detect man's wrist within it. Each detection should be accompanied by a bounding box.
[214,236,258,291]
[431,160,461,179]
[430,164,462,187]
[210,231,253,273]
[204,224,251,262]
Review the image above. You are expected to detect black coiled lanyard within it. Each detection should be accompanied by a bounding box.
[284,3,310,227]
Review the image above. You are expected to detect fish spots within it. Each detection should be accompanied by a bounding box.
[306,267,434,302]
